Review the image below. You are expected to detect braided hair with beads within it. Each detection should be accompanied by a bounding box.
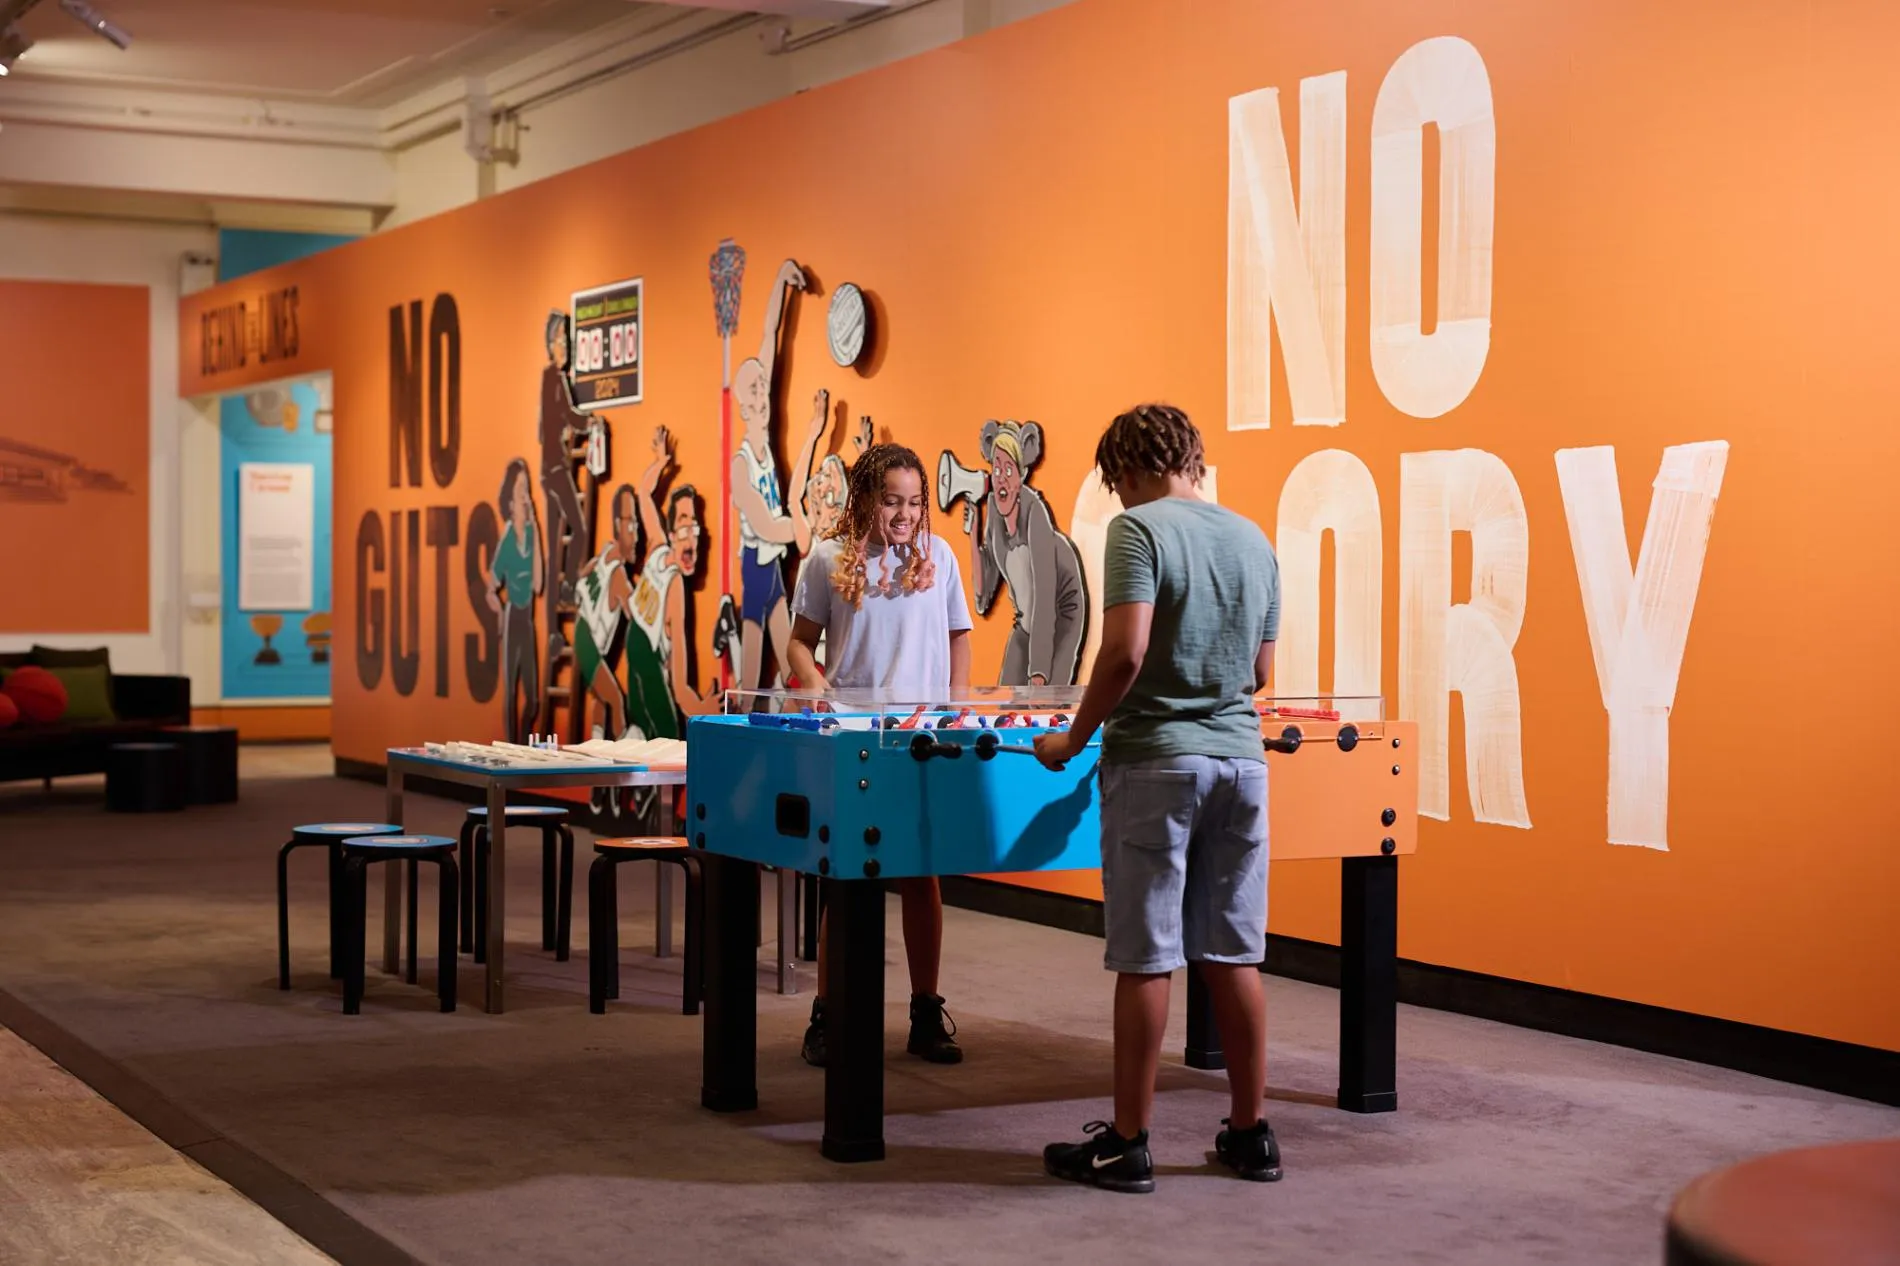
[1093,402,1207,488]
[827,443,938,608]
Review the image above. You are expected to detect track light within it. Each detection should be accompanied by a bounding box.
[58,0,129,50]
[0,25,31,76]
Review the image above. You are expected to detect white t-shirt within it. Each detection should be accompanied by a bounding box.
[792,534,973,698]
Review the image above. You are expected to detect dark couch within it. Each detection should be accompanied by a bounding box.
[0,669,193,784]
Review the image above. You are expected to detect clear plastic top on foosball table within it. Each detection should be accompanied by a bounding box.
[719,686,1090,751]
[1254,694,1389,749]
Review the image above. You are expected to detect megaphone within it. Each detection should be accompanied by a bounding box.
[937,451,989,511]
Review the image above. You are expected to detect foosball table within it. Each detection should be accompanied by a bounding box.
[686,689,1418,1162]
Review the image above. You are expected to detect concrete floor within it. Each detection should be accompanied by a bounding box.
[0,756,1895,1265]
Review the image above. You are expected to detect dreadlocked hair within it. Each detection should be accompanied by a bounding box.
[1094,402,1207,488]
[828,443,937,608]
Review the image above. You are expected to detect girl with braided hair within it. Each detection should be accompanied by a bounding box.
[786,442,973,1069]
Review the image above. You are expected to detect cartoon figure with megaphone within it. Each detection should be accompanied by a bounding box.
[938,419,1087,687]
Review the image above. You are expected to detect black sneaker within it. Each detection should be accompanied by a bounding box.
[800,997,826,1068]
[1214,1117,1283,1182]
[906,993,963,1064]
[1043,1121,1155,1194]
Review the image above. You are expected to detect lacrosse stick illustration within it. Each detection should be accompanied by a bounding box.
[708,239,746,687]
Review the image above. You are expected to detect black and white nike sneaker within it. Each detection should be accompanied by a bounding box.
[1213,1117,1283,1182]
[1043,1121,1155,1194]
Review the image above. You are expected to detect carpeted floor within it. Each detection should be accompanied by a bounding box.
[0,764,1894,1265]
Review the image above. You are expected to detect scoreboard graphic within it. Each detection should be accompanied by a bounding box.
[569,277,643,410]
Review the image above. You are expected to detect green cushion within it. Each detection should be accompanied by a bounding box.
[45,663,115,724]
[32,645,111,670]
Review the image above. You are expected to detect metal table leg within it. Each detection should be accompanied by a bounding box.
[483,779,508,1013]
[1184,964,1226,1070]
[382,763,404,974]
[701,851,759,1113]
[822,877,885,1162]
[1339,855,1398,1112]
[656,865,675,958]
[777,866,796,995]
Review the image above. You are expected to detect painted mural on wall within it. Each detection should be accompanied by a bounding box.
[0,437,129,503]
[939,420,1087,687]
[726,259,810,694]
[485,457,542,742]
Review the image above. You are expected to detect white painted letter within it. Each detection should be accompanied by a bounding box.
[1228,72,1347,430]
[1274,450,1382,718]
[1071,468,1219,680]
[1400,449,1530,827]
[1556,442,1728,850]
[1371,37,1495,419]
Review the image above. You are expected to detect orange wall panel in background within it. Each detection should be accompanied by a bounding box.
[1,280,150,633]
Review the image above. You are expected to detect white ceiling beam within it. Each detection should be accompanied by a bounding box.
[685,1,893,19]
[0,77,380,149]
[0,120,395,209]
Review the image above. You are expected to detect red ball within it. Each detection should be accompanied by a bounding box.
[2,665,68,724]
[0,692,17,729]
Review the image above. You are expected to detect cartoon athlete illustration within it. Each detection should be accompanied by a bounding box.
[797,413,873,552]
[627,425,718,739]
[486,458,544,741]
[539,310,592,602]
[728,258,828,692]
[572,482,642,741]
[943,419,1088,687]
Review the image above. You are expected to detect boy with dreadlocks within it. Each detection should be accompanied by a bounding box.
[1035,403,1283,1194]
[786,443,973,1068]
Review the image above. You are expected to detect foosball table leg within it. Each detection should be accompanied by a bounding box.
[701,851,760,1113]
[822,877,886,1163]
[776,868,797,995]
[1338,854,1398,1113]
[1184,966,1226,1070]
[799,872,821,963]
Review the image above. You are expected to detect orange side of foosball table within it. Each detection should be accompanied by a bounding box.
[1266,721,1418,861]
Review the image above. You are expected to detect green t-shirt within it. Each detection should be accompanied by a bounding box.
[1101,497,1280,764]
[491,523,537,609]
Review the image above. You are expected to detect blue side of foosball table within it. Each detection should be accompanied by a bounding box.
[685,714,1103,879]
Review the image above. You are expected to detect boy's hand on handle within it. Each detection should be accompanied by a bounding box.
[1033,731,1082,771]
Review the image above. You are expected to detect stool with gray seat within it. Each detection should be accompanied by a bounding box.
[338,834,459,1015]
[276,821,403,987]
[458,804,575,962]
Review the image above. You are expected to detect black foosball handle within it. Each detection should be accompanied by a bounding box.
[908,733,965,762]
[1263,725,1303,755]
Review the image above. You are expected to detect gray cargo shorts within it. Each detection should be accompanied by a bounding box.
[1098,754,1269,975]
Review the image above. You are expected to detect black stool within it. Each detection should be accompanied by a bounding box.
[589,837,703,1015]
[277,822,403,988]
[106,743,186,813]
[339,834,459,1015]
[161,725,239,804]
[459,805,574,962]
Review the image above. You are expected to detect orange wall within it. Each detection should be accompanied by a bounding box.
[178,0,1900,1051]
[190,705,331,743]
[1,280,150,633]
